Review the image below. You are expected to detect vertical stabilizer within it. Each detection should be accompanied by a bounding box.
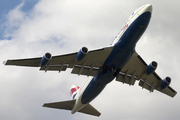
[70,85,80,99]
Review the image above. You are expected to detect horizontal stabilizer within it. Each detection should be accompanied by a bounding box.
[43,100,76,110]
[43,100,101,117]
[79,104,101,117]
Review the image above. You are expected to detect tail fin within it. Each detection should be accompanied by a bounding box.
[70,85,80,99]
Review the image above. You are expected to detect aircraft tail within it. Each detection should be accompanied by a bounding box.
[70,85,80,99]
[43,100,101,116]
[43,85,101,116]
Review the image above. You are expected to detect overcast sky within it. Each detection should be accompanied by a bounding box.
[0,0,180,120]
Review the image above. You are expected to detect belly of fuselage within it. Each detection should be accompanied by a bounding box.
[81,71,115,104]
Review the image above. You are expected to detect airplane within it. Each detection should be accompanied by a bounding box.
[3,4,177,117]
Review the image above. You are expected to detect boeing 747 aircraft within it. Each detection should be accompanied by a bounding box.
[3,4,177,116]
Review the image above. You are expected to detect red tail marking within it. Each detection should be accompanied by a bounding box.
[70,86,80,96]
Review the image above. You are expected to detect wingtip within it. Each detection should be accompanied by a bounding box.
[42,103,47,107]
[3,60,7,65]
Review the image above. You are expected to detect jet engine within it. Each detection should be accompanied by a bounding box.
[160,77,171,89]
[40,52,52,66]
[76,47,88,61]
[146,61,157,75]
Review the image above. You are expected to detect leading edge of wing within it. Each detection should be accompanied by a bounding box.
[3,46,113,71]
[4,57,42,67]
[3,52,77,67]
[50,46,113,68]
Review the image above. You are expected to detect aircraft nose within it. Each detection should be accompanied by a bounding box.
[145,4,153,13]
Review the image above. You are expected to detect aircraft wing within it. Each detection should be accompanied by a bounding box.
[4,46,113,76]
[116,51,177,98]
[4,47,177,97]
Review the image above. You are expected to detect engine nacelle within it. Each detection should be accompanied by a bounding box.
[40,52,52,66]
[146,61,157,75]
[76,47,88,61]
[160,77,171,89]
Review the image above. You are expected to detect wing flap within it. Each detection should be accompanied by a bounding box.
[116,72,137,86]
[71,66,99,76]
[139,80,155,92]
[40,65,68,72]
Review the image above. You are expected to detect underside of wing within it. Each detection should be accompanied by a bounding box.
[116,51,177,97]
[4,46,113,76]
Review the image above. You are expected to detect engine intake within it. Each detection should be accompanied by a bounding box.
[40,52,52,66]
[76,47,88,61]
[146,61,157,75]
[160,77,171,90]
